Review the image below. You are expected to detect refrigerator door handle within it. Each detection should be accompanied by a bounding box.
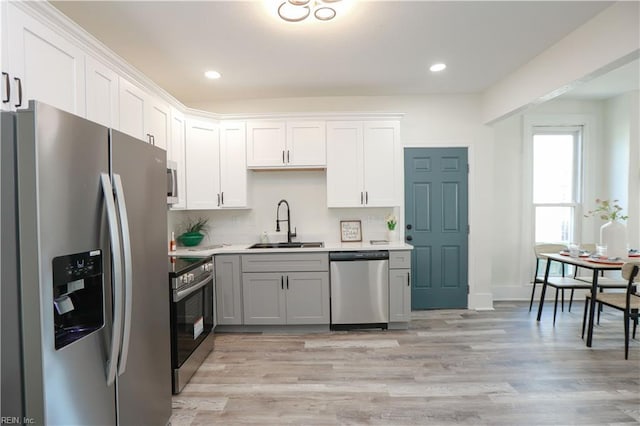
[100,173,124,386]
[113,174,133,376]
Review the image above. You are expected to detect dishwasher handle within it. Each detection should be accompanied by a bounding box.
[329,251,389,261]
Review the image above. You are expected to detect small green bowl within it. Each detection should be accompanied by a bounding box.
[179,232,204,247]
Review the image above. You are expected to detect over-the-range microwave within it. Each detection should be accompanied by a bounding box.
[167,160,178,205]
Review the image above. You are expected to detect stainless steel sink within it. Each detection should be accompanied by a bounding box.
[248,242,324,249]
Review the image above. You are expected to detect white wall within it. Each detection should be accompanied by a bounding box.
[178,94,496,309]
[491,93,639,301]
[603,90,640,249]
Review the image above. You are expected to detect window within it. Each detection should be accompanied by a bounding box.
[532,127,582,243]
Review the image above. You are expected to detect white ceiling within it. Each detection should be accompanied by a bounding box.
[50,1,627,106]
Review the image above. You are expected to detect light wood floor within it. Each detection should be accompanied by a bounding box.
[170,302,640,425]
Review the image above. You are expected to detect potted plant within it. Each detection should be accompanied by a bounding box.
[385,214,398,242]
[178,216,210,247]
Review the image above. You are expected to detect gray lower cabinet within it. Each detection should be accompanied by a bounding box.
[242,253,330,325]
[389,251,411,323]
[215,255,243,325]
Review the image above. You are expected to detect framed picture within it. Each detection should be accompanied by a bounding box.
[340,220,362,242]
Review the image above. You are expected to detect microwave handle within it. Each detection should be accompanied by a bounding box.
[171,168,178,199]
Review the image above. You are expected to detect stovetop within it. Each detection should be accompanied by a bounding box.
[168,256,211,278]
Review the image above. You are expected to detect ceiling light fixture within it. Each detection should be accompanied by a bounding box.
[430,63,447,72]
[204,70,221,80]
[277,0,342,23]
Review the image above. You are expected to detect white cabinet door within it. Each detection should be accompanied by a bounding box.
[169,108,186,209]
[118,77,146,140]
[219,121,247,208]
[286,121,326,167]
[363,121,399,207]
[326,121,364,207]
[215,255,243,325]
[285,272,330,324]
[246,121,286,167]
[85,55,118,128]
[146,98,170,151]
[185,118,220,210]
[327,120,399,207]
[389,269,411,322]
[242,273,287,325]
[6,3,85,115]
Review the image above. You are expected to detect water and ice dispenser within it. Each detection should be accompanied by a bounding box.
[52,250,104,350]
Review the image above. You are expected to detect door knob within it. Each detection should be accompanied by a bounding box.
[406,224,412,230]
[406,235,413,241]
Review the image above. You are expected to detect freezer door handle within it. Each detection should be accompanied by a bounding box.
[113,173,133,376]
[101,173,124,386]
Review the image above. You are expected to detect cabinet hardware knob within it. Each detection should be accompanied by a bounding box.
[406,235,413,241]
[406,224,412,230]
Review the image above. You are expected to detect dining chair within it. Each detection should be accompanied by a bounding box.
[573,243,627,323]
[530,244,569,313]
[581,261,640,359]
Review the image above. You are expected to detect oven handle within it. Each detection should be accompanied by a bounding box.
[174,275,212,303]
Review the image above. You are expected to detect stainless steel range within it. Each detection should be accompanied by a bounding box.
[168,256,215,394]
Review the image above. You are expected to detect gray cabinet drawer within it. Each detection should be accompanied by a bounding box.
[389,250,411,269]
[242,253,329,272]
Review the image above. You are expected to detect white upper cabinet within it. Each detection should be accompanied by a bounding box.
[85,55,118,128]
[219,121,248,208]
[246,120,286,167]
[146,97,170,151]
[169,108,186,210]
[286,121,326,167]
[4,2,85,115]
[118,77,146,140]
[118,76,170,148]
[185,117,247,210]
[326,120,399,207]
[185,118,220,210]
[246,120,326,168]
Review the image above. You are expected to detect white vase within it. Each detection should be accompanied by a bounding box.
[600,220,627,258]
[387,229,398,242]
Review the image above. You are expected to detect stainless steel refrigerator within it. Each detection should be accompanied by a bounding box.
[1,101,171,425]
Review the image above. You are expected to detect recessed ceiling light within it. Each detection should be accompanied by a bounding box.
[204,70,221,80]
[430,63,447,72]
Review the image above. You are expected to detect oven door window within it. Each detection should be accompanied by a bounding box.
[173,280,213,367]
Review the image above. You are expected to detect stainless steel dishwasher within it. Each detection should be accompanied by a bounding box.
[329,251,389,329]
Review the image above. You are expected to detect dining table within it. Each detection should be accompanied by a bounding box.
[536,252,632,347]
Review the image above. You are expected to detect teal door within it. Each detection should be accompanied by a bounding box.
[405,148,468,309]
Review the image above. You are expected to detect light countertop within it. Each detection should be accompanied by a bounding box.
[170,241,413,257]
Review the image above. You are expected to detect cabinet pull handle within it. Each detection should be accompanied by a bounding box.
[14,77,22,108]
[407,272,411,287]
[360,192,363,205]
[282,150,285,164]
[365,191,368,204]
[281,276,284,290]
[217,193,220,207]
[287,150,290,163]
[2,72,9,103]
[286,275,289,289]
[221,192,224,205]
[151,135,155,146]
